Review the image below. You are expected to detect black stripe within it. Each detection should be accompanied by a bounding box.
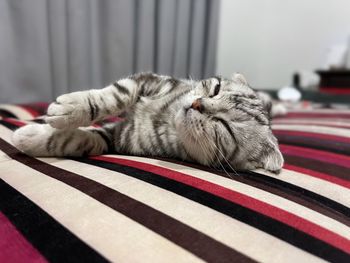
[113,82,130,95]
[31,118,46,124]
[212,128,221,163]
[112,93,125,109]
[212,117,237,145]
[150,118,167,155]
[201,80,210,93]
[75,137,89,153]
[88,97,96,121]
[75,157,350,262]
[91,129,113,152]
[0,120,19,131]
[159,88,192,112]
[0,180,108,263]
[174,160,350,227]
[241,170,350,217]
[152,117,167,155]
[59,133,75,153]
[100,97,111,115]
[119,123,134,153]
[83,142,95,156]
[276,135,350,155]
[165,127,178,156]
[93,101,99,120]
[284,154,350,182]
[46,134,56,153]
[166,78,181,89]
[121,122,134,154]
[214,76,222,84]
[114,120,130,153]
[0,109,17,118]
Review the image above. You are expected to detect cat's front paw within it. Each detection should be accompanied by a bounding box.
[12,124,53,156]
[46,93,91,129]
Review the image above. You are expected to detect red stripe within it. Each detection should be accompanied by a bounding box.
[104,116,123,122]
[320,87,350,94]
[0,212,47,263]
[2,118,26,127]
[280,144,350,169]
[283,164,350,189]
[91,155,350,254]
[17,105,41,118]
[276,113,350,119]
[32,102,49,108]
[273,130,350,143]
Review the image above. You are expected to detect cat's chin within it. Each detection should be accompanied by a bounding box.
[175,108,203,136]
[174,108,215,165]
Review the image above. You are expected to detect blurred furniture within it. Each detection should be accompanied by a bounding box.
[316,70,350,94]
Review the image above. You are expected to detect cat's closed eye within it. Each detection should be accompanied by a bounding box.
[210,83,221,98]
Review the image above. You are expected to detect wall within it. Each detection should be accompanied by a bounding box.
[216,0,350,89]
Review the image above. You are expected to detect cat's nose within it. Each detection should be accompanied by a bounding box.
[191,99,203,112]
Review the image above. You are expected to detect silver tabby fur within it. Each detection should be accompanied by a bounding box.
[13,72,284,172]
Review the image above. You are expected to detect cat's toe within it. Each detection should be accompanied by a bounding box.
[46,96,90,129]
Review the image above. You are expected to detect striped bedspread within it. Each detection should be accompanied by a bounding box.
[0,103,349,262]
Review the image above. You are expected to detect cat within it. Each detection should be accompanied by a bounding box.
[12,72,284,173]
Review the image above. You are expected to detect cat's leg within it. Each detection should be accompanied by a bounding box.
[46,73,185,130]
[12,124,113,157]
[46,78,139,129]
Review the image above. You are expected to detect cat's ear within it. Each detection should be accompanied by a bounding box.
[262,135,284,173]
[232,72,248,85]
[256,91,272,115]
[257,91,287,117]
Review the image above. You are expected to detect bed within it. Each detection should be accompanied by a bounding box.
[0,102,349,262]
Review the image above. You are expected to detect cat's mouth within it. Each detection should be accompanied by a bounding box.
[184,107,201,118]
[184,106,192,114]
[184,108,199,125]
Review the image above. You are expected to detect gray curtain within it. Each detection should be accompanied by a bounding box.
[0,0,220,103]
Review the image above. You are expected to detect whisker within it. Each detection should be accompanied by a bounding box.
[189,124,217,169]
[203,136,234,179]
[202,130,239,178]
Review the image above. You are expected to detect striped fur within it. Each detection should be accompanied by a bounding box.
[12,73,283,172]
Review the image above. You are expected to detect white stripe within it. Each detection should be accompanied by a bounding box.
[272,124,350,138]
[0,125,16,162]
[1,125,349,239]
[0,104,33,119]
[0,123,344,261]
[257,168,350,208]
[0,160,203,263]
[47,158,325,263]
[0,126,203,262]
[108,155,350,239]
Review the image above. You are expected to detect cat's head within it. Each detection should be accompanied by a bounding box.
[175,73,284,173]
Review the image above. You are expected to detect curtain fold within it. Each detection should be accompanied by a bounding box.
[0,0,220,103]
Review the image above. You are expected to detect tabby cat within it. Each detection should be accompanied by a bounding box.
[13,72,284,173]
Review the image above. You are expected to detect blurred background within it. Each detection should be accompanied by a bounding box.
[1,0,350,103]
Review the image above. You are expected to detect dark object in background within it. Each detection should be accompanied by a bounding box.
[292,73,301,91]
[316,70,350,94]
